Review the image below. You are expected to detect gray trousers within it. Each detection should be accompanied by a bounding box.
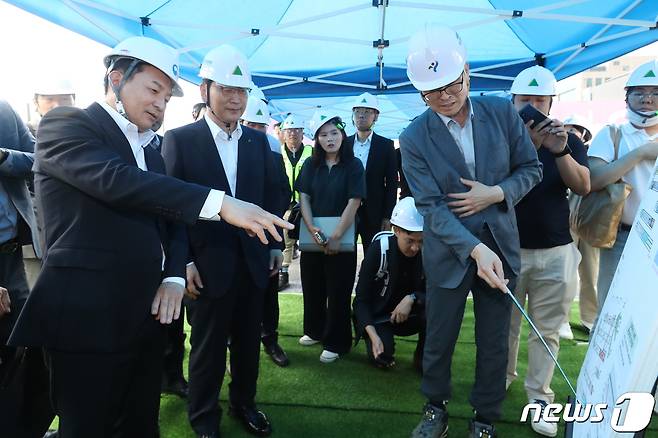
[591,228,628,334]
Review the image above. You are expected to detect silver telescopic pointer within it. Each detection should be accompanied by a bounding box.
[504,285,580,402]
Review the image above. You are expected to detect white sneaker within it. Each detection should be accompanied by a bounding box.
[319,350,339,363]
[298,335,319,346]
[529,400,558,437]
[559,322,574,340]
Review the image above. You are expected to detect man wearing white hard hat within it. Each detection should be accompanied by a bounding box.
[588,60,658,332]
[561,115,599,337]
[240,96,293,368]
[278,114,313,290]
[506,65,590,437]
[29,78,76,137]
[162,44,282,437]
[8,36,290,437]
[401,24,541,438]
[347,92,397,254]
[353,197,426,372]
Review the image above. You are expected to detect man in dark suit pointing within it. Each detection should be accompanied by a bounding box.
[8,37,291,438]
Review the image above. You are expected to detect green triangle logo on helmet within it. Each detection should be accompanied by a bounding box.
[528,78,539,87]
[643,70,656,78]
[256,109,263,116]
[320,115,327,120]
[361,98,367,103]
[233,65,243,76]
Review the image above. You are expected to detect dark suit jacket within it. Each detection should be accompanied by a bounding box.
[400,96,542,288]
[0,100,40,256]
[9,103,210,352]
[346,132,397,228]
[162,120,282,298]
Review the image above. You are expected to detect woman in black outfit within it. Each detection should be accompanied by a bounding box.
[296,112,365,363]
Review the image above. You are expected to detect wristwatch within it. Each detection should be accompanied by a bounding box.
[552,144,572,157]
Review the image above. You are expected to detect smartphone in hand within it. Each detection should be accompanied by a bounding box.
[518,104,548,126]
[313,230,327,245]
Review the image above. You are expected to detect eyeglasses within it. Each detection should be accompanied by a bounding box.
[212,83,249,98]
[628,90,658,100]
[422,73,465,101]
[353,108,376,116]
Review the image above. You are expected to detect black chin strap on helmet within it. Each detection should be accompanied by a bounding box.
[205,81,235,140]
[107,57,141,119]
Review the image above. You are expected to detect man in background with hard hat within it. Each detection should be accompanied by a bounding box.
[241,95,293,368]
[279,114,313,290]
[353,197,426,372]
[9,36,290,437]
[162,44,281,438]
[0,99,52,438]
[505,66,590,438]
[562,115,599,337]
[401,24,541,438]
[587,59,658,332]
[347,92,397,254]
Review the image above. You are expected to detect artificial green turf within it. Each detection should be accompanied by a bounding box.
[51,293,658,436]
[157,293,658,437]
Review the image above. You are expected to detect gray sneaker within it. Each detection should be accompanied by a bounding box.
[411,403,448,438]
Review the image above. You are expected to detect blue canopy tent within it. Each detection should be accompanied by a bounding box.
[6,0,658,137]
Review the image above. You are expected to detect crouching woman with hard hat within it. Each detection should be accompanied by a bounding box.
[296,111,365,364]
[353,197,426,372]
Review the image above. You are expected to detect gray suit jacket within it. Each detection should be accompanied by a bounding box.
[399,96,541,288]
[0,100,40,257]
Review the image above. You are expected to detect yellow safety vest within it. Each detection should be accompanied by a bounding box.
[281,144,313,202]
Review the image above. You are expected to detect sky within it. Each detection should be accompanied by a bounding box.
[0,1,656,132]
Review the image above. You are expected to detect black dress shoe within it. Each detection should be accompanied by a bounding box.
[161,377,189,398]
[228,405,272,436]
[265,342,290,367]
[277,271,289,291]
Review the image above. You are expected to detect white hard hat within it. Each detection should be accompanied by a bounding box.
[406,24,467,91]
[309,109,342,139]
[249,83,268,102]
[281,114,303,130]
[242,96,270,125]
[510,65,556,96]
[626,60,658,88]
[104,36,183,97]
[35,78,75,96]
[199,44,252,89]
[352,92,380,112]
[563,114,592,143]
[390,197,423,232]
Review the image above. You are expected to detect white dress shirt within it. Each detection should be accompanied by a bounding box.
[436,100,476,178]
[99,102,225,287]
[353,131,373,169]
[204,113,242,196]
[588,122,658,225]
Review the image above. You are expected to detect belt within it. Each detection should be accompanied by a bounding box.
[619,223,632,232]
[0,238,19,254]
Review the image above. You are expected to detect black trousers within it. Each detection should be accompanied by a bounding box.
[261,274,280,347]
[300,251,356,354]
[162,305,186,384]
[421,228,515,421]
[357,220,380,255]
[47,319,165,438]
[186,267,264,435]
[363,313,426,365]
[0,247,54,438]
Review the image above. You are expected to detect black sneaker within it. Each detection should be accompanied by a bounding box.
[469,419,496,438]
[277,270,289,291]
[411,403,448,438]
